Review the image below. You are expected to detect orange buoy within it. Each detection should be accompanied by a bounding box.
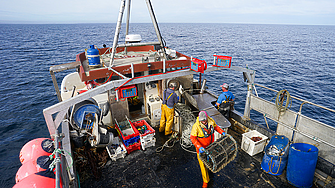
[16,155,53,183]
[19,138,54,164]
[13,170,62,188]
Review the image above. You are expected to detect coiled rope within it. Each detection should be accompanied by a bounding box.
[156,132,179,153]
[275,89,292,114]
[156,103,197,153]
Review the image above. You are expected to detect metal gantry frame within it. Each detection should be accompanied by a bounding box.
[109,0,126,67]
[109,0,167,68]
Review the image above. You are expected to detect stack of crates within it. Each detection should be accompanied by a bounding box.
[106,137,127,161]
[115,119,141,154]
[133,120,156,150]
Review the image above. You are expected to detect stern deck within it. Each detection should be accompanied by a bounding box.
[80,126,294,188]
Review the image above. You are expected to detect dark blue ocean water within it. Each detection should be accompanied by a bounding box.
[0,23,335,187]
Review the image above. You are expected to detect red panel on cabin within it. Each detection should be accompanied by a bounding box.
[78,59,190,82]
[76,45,191,81]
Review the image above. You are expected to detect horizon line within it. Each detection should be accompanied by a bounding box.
[0,21,334,27]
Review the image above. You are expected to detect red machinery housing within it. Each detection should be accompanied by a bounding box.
[213,55,232,68]
[190,58,207,73]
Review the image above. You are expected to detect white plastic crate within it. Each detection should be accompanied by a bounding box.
[106,138,127,161]
[132,119,156,150]
[241,130,268,156]
[140,137,156,150]
[141,133,155,143]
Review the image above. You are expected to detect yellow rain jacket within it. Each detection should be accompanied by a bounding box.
[190,116,225,184]
[190,116,224,152]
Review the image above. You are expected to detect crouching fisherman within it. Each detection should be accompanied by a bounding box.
[190,111,226,188]
[215,83,235,118]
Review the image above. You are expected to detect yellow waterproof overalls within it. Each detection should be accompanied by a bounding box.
[159,92,175,135]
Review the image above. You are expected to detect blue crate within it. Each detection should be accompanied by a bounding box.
[115,120,140,147]
[122,135,140,147]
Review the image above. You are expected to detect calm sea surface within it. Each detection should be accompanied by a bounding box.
[0,23,334,187]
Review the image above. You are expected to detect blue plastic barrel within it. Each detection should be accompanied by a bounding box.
[87,45,100,66]
[286,143,318,188]
[261,135,289,176]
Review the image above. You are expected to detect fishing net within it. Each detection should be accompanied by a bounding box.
[174,103,196,153]
[199,134,238,173]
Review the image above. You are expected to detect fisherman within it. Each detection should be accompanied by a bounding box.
[190,111,226,188]
[159,82,179,135]
[215,83,235,118]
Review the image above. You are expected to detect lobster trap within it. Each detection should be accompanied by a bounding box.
[199,134,238,173]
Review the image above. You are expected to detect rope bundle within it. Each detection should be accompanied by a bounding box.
[275,90,292,114]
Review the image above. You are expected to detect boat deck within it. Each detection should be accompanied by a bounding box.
[80,127,295,188]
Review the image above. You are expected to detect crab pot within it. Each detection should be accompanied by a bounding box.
[199,134,238,173]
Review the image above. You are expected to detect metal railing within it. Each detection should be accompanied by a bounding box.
[251,83,335,165]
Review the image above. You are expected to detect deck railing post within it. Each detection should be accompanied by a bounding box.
[55,130,61,188]
[200,79,207,94]
[243,83,252,120]
[163,59,166,73]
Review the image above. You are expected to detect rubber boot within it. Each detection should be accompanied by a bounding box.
[202,182,208,188]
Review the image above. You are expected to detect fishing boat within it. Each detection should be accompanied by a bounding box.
[14,0,335,188]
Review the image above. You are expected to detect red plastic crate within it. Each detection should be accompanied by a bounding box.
[115,120,140,147]
[115,120,140,146]
[124,141,141,154]
[133,120,155,137]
